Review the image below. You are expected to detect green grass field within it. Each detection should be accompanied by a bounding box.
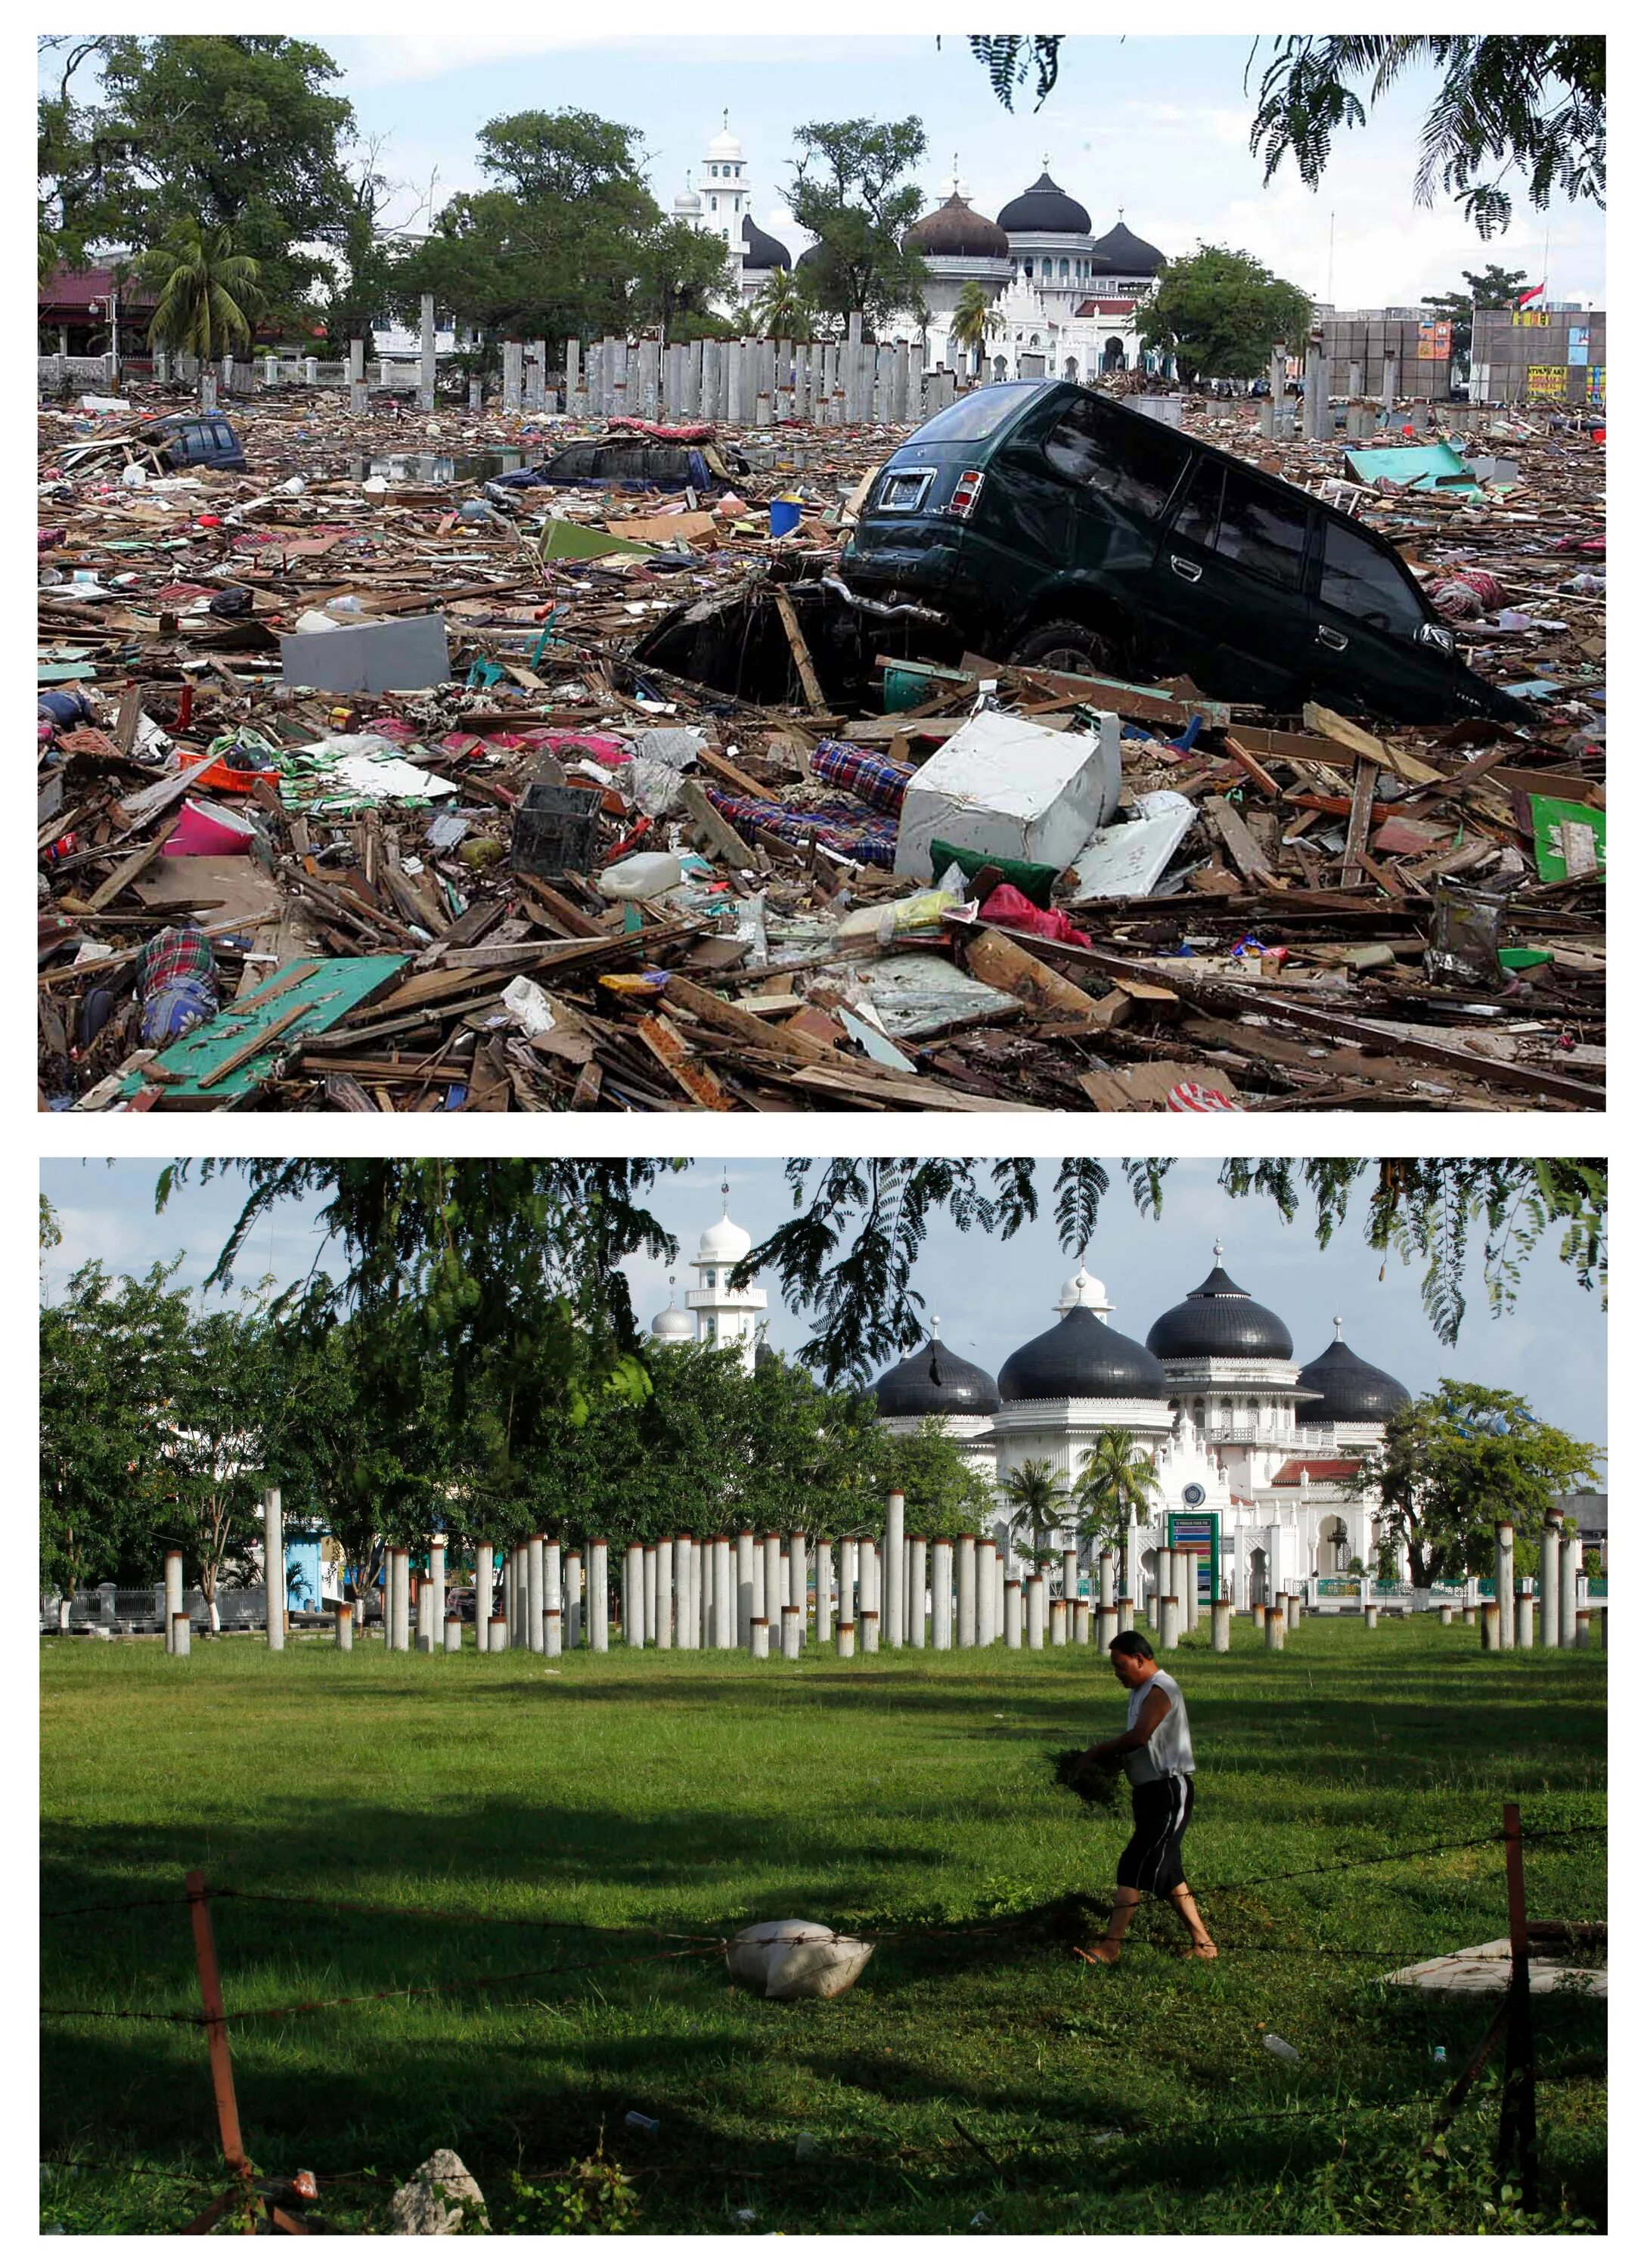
[41,1616,1605,2234]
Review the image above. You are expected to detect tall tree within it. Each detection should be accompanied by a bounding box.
[630,219,734,342]
[138,218,263,360]
[152,1293,285,1629]
[1420,264,1531,370]
[951,279,1004,373]
[1137,243,1312,384]
[1072,1429,1159,1557]
[786,117,929,329]
[1358,1382,1600,1587]
[876,1418,997,1541]
[1001,1457,1068,1565]
[749,265,813,341]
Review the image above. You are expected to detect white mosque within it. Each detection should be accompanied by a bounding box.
[650,1191,1412,1600]
[673,121,1168,376]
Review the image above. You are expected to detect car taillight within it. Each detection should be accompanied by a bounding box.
[948,469,986,519]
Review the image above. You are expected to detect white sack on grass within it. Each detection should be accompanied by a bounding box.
[727,1919,873,2001]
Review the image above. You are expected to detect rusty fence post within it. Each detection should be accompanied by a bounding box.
[1497,1802,1538,2209]
[185,1870,247,2180]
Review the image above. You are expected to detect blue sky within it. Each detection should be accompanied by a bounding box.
[42,31,1605,308]
[40,1159,1606,1464]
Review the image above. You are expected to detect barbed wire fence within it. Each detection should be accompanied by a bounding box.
[41,1809,1603,2230]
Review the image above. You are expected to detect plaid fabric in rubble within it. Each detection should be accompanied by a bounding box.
[134,925,216,994]
[810,739,915,816]
[703,785,898,869]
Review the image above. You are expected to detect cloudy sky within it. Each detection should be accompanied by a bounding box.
[40,1158,1606,1463]
[44,27,1605,309]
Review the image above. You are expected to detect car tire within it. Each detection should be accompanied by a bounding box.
[1008,620,1117,677]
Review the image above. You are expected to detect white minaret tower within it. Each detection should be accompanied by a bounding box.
[687,1182,767,1374]
[699,112,750,296]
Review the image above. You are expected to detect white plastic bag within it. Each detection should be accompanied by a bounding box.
[726,1919,873,2001]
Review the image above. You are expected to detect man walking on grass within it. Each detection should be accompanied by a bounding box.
[1077,1630,1217,1964]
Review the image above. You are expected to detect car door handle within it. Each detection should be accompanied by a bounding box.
[1169,556,1203,584]
[1315,627,1348,650]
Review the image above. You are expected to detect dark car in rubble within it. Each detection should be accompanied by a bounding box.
[59,411,247,476]
[841,380,1528,727]
[523,435,749,491]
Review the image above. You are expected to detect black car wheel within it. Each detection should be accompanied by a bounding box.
[1009,619,1118,677]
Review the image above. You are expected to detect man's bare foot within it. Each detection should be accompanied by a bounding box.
[1075,1940,1124,1966]
[1179,1940,1218,1960]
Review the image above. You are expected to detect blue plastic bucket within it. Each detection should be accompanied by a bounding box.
[768,497,802,538]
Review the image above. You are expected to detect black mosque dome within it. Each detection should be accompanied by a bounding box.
[874,1333,1002,1420]
[1146,1254,1293,1362]
[904,192,1010,261]
[997,170,1093,237]
[1090,218,1166,275]
[1295,1333,1411,1424]
[741,215,791,271]
[998,1305,1168,1403]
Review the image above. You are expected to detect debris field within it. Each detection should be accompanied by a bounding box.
[39,383,1603,1112]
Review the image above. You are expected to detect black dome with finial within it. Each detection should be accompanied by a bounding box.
[997,169,1093,237]
[999,1305,1168,1403]
[905,191,1010,261]
[1146,1244,1294,1362]
[874,1322,1001,1419]
[741,214,791,271]
[1090,216,1166,275]
[1295,1322,1411,1424]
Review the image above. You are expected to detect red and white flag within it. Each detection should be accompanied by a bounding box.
[1515,282,1546,308]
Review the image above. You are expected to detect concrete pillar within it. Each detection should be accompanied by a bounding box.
[976,1539,997,1647]
[685,339,703,419]
[788,1535,807,1645]
[783,1603,802,1659]
[957,1535,978,1647]
[1026,1573,1046,1650]
[686,1538,702,1649]
[1495,1523,1515,1650]
[1265,1605,1285,1650]
[1118,1594,1135,1637]
[861,1538,878,1643]
[1463,1604,1477,1626]
[836,1615,855,1659]
[839,1536,858,1635]
[172,1613,191,1656]
[489,1613,508,1653]
[473,1544,493,1653]
[1515,1587,1536,1649]
[674,1536,693,1650]
[502,342,524,416]
[1540,1528,1562,1647]
[1097,1552,1115,1613]
[1072,1600,1090,1645]
[750,1616,769,1660]
[164,1551,184,1654]
[348,338,364,388]
[1061,1547,1078,1616]
[1286,1591,1301,1631]
[1573,1609,1590,1648]
[1481,1601,1502,1650]
[335,1603,352,1652]
[713,1535,734,1650]
[263,1487,284,1649]
[703,340,723,423]
[417,293,438,414]
[1364,1605,1379,1630]
[736,1530,755,1648]
[1049,1597,1068,1647]
[907,340,926,422]
[444,1613,461,1654]
[527,1535,544,1653]
[1211,1600,1231,1653]
[1439,1603,1454,1626]
[1559,1533,1578,1650]
[1382,354,1399,413]
[590,1540,610,1652]
[1180,1551,1199,1628]
[1005,1579,1023,1648]
[625,1542,644,1647]
[930,1541,953,1649]
[884,1493,904,1648]
[844,313,864,423]
[392,1547,411,1653]
[907,1539,926,1647]
[726,342,744,423]
[1159,1594,1179,1653]
[566,1548,583,1650]
[1097,1605,1118,1650]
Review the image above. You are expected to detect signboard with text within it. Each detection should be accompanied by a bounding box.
[1417,318,1452,362]
[1587,365,1606,407]
[1168,1509,1221,1603]
[1512,308,1551,327]
[1527,365,1568,401]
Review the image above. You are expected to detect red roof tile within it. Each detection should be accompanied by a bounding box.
[1269,1459,1360,1486]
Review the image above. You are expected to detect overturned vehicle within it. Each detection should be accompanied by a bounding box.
[634,383,1528,728]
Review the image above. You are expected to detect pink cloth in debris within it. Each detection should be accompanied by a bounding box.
[977,885,1091,949]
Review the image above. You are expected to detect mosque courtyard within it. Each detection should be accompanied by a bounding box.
[41,1614,1604,2234]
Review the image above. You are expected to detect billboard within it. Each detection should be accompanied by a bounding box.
[1587,366,1605,407]
[1416,318,1452,362]
[1512,308,1551,327]
[1527,366,1568,401]
[1168,1509,1221,1603]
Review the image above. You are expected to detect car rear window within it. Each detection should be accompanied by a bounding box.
[1043,397,1192,522]
[1171,460,1310,591]
[1320,520,1428,633]
[913,382,1043,444]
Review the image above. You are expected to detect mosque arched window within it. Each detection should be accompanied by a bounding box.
[1022,258,1034,279]
[703,1269,716,1287]
[1059,258,1070,280]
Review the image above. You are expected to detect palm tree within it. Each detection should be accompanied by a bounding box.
[750,267,811,340]
[951,280,1003,375]
[1072,1430,1159,1560]
[1002,1457,1069,1567]
[139,218,263,362]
